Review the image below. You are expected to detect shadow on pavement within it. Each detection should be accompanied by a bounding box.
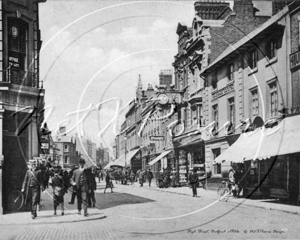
[94,192,155,210]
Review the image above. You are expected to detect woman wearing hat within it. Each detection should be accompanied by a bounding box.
[51,165,65,216]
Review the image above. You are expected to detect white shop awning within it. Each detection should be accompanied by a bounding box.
[214,114,300,164]
[148,150,172,166]
[111,148,140,168]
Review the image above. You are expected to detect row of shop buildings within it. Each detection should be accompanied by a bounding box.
[112,0,300,203]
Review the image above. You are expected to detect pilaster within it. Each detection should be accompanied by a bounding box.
[0,102,5,215]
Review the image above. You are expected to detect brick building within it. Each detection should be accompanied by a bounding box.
[54,135,76,169]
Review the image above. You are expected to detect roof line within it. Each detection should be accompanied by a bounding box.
[203,6,289,72]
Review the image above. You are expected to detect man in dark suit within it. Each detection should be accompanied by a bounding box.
[70,158,91,216]
[21,161,44,219]
[68,166,78,204]
[147,169,154,187]
[189,168,198,197]
[87,167,97,207]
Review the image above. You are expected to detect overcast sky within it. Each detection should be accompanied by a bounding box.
[39,1,196,154]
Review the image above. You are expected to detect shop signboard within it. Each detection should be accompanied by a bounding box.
[212,82,234,100]
[8,51,25,69]
[149,136,164,141]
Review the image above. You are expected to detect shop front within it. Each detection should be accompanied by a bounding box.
[214,114,300,202]
[107,148,141,170]
[174,137,205,186]
[148,150,173,179]
[250,153,300,203]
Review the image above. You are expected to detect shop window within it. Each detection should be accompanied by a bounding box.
[269,81,278,117]
[227,63,234,81]
[228,97,235,126]
[249,50,258,69]
[251,88,259,117]
[270,157,288,190]
[212,148,221,175]
[266,39,277,60]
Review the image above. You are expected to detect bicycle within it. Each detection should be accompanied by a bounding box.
[217,180,238,202]
[7,190,24,211]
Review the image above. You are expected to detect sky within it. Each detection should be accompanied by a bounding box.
[39,0,196,155]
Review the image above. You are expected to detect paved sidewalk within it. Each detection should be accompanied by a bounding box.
[105,180,300,215]
[0,189,106,226]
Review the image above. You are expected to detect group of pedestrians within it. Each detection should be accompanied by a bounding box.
[22,158,100,219]
[135,169,153,187]
[22,160,206,219]
[157,168,173,188]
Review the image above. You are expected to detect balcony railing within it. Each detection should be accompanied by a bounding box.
[6,67,38,87]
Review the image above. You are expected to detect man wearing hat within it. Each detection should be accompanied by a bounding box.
[21,161,45,219]
[189,167,199,197]
[70,158,91,216]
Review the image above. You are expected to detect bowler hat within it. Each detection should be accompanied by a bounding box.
[79,158,85,164]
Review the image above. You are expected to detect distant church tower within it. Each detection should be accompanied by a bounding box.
[136,74,143,103]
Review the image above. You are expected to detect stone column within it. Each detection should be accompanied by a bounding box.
[0,103,5,215]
